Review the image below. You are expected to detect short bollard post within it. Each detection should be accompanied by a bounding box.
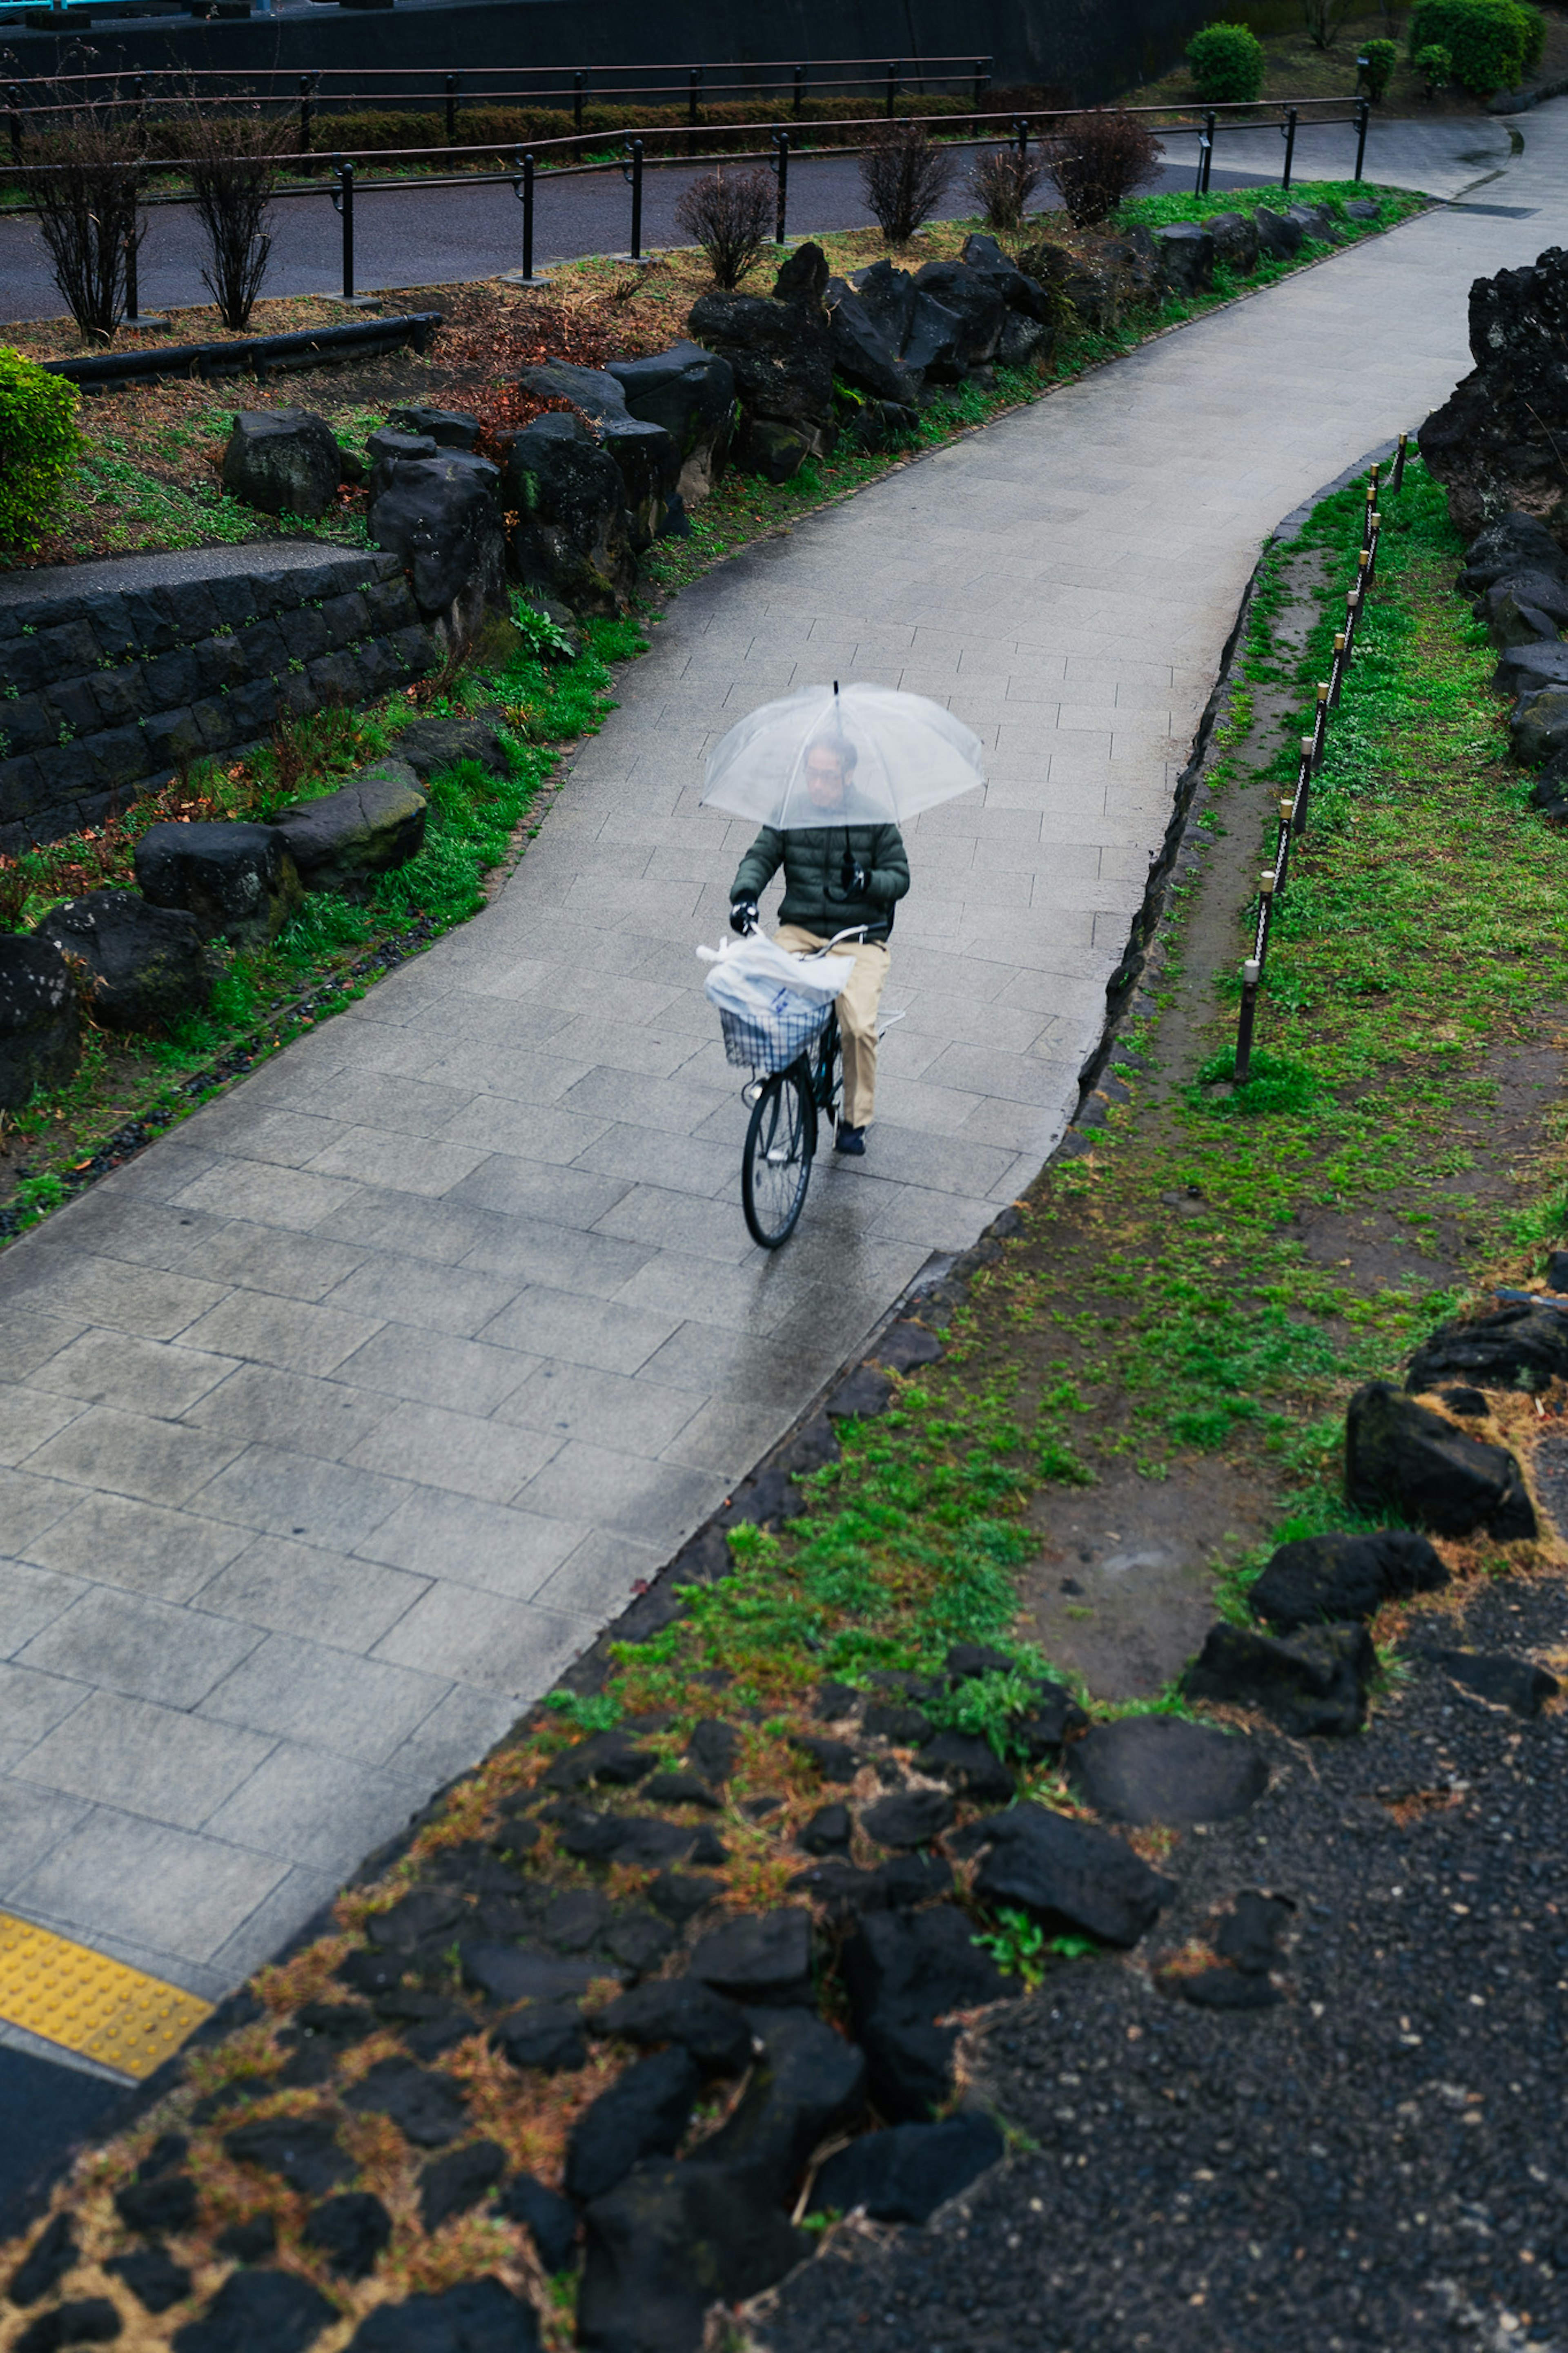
[1354,93,1370,181]
[1345,584,1361,659]
[1293,736,1314,836]
[1013,113,1028,160]
[973,58,991,117]
[1274,796,1294,895]
[1329,629,1348,707]
[626,136,644,260]
[1367,512,1382,583]
[522,150,535,279]
[1282,104,1298,188]
[1194,129,1210,196]
[1234,957,1262,1083]
[332,156,354,301]
[1392,430,1408,494]
[1202,109,1216,193]
[773,127,789,245]
[1309,680,1330,771]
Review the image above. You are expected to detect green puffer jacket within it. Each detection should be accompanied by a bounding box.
[730,822,911,940]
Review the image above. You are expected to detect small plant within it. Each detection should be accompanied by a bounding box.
[1186,22,1267,101]
[969,146,1046,232]
[24,98,145,342]
[858,120,955,245]
[1359,35,1400,96]
[1417,37,1455,87]
[673,163,776,289]
[1406,0,1543,94]
[1192,1046,1323,1116]
[1042,108,1162,228]
[973,1907,1049,1989]
[184,103,291,331]
[543,1689,623,1733]
[0,347,81,552]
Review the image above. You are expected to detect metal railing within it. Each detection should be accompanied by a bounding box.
[1232,435,1409,1083]
[2,97,1376,293]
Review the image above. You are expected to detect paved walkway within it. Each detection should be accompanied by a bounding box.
[0,114,1508,322]
[2,111,1567,2039]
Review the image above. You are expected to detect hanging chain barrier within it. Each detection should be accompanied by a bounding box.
[1230,449,1396,1084]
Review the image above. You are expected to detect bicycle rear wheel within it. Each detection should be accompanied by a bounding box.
[742,1063,815,1248]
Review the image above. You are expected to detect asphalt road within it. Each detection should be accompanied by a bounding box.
[0,112,1481,325]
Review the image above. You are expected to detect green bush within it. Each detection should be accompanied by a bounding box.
[1359,36,1399,98]
[1406,0,1543,94]
[0,348,80,551]
[1186,22,1267,101]
[1415,37,1455,87]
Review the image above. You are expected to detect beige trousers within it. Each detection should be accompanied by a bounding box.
[773,925,891,1131]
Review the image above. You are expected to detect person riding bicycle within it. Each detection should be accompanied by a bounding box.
[728,733,909,1157]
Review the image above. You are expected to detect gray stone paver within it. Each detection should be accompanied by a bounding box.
[3,114,1568,2009]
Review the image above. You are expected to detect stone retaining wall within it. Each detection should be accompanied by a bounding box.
[0,548,440,852]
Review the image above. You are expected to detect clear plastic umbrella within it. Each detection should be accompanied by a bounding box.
[701,681,985,830]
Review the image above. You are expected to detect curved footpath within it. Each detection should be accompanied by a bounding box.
[2,109,1568,2059]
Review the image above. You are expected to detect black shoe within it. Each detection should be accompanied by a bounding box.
[835,1123,866,1156]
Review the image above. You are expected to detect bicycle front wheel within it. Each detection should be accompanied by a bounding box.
[742,1064,815,1248]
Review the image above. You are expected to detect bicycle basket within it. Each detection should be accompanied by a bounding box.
[718,993,831,1073]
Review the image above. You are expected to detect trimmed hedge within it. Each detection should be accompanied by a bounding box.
[1186,22,1267,103]
[1405,0,1545,94]
[110,93,976,170]
[0,346,80,551]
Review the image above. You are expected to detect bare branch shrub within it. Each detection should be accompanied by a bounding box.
[969,147,1047,233]
[1042,107,1162,229]
[184,102,291,331]
[674,164,776,289]
[26,98,144,343]
[858,121,955,245]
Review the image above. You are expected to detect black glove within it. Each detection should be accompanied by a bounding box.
[730,899,758,935]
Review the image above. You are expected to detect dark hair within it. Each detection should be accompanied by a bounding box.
[807,735,858,772]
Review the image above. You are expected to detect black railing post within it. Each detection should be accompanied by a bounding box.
[299,73,314,154]
[134,72,145,127]
[1282,104,1297,188]
[333,155,354,301]
[1234,957,1261,1082]
[886,59,898,117]
[1253,870,1277,975]
[523,148,534,279]
[688,64,702,125]
[626,135,643,260]
[1392,430,1409,493]
[973,57,989,116]
[1329,628,1348,707]
[1202,108,1215,192]
[793,63,806,118]
[1273,794,1294,897]
[1366,512,1381,584]
[1354,93,1370,181]
[773,125,789,245]
[1292,737,1313,836]
[1194,129,1209,195]
[1309,680,1330,771]
[124,196,138,326]
[6,86,23,165]
[573,71,584,133]
[445,73,458,147]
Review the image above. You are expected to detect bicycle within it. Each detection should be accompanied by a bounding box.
[733,922,869,1251]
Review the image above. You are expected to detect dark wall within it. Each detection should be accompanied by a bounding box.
[4,0,1236,106]
[0,551,437,850]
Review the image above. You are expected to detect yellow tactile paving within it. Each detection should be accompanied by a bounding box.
[0,1912,212,2079]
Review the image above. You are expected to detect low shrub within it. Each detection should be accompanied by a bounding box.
[1405,0,1544,94]
[0,348,81,550]
[674,163,776,288]
[858,121,955,244]
[1359,36,1399,98]
[970,146,1047,231]
[185,106,291,330]
[23,106,144,341]
[1416,38,1455,88]
[1044,107,1162,228]
[1186,22,1267,103]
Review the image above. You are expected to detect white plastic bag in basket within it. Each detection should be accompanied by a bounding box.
[697,933,856,1022]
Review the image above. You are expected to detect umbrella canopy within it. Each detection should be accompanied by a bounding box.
[702,682,985,831]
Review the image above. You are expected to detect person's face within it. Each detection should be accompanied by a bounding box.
[805,748,846,810]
